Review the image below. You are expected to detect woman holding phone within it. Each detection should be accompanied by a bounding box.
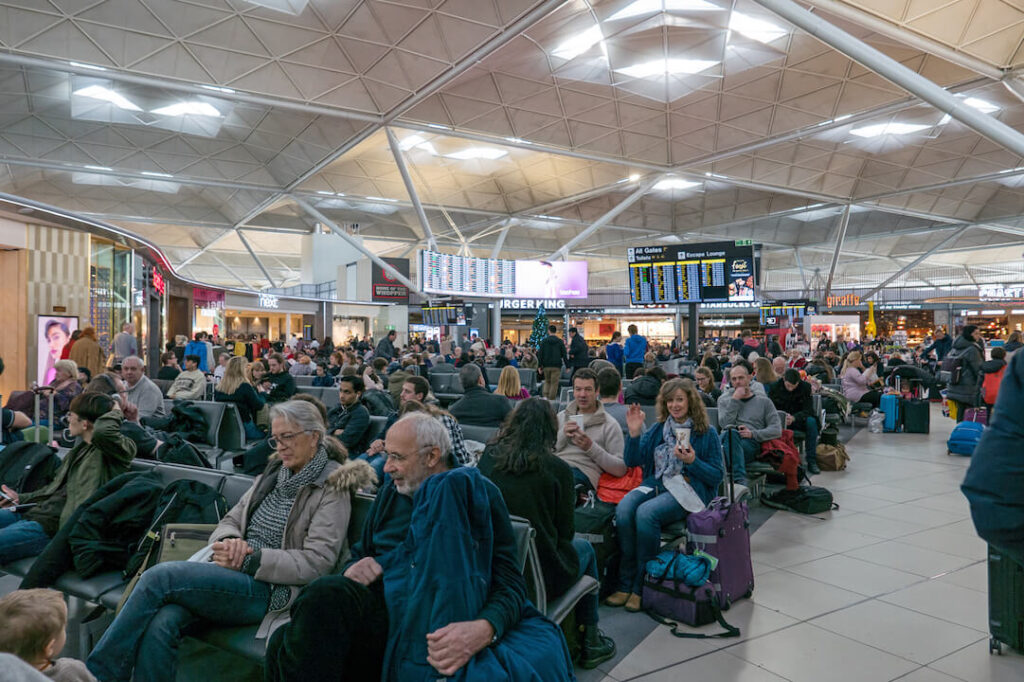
[605,378,724,612]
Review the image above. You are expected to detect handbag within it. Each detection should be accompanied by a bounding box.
[117,523,216,613]
[596,467,643,504]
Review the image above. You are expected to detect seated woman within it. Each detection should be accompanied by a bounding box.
[494,365,530,401]
[289,354,314,377]
[478,398,615,669]
[215,356,267,441]
[752,357,778,388]
[606,378,723,612]
[38,359,83,426]
[86,400,375,682]
[0,393,135,563]
[840,351,881,408]
[694,366,720,408]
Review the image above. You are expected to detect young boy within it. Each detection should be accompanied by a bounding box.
[0,589,96,681]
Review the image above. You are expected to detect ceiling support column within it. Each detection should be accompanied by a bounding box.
[386,128,439,251]
[753,0,1024,158]
[549,176,661,260]
[823,205,851,302]
[861,225,973,300]
[237,231,277,289]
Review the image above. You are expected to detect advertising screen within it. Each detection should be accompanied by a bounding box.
[419,251,588,299]
[626,241,756,305]
[37,316,79,386]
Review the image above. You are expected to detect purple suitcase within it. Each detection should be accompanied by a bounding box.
[685,436,754,609]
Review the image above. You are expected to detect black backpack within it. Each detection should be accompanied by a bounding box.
[760,486,837,515]
[942,349,967,385]
[574,491,620,596]
[122,479,227,577]
[0,441,61,494]
[156,433,211,468]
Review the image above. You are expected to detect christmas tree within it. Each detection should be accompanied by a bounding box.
[528,306,549,348]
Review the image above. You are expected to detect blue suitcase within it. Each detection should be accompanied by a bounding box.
[947,421,984,456]
[881,394,901,432]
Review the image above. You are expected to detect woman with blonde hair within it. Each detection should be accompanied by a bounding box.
[495,365,529,401]
[605,378,724,612]
[840,350,881,408]
[215,356,266,440]
[752,357,778,387]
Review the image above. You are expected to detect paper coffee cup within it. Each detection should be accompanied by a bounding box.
[571,415,586,430]
[674,426,691,449]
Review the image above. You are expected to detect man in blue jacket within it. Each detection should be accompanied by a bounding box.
[623,324,647,379]
[265,413,573,682]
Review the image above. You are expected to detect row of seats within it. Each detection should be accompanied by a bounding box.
[0,456,594,666]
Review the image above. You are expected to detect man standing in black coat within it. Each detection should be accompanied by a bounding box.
[567,327,589,373]
[448,364,512,428]
[538,325,567,400]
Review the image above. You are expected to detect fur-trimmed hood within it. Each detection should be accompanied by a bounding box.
[326,458,377,493]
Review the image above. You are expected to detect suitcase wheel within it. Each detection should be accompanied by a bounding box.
[990,637,1002,655]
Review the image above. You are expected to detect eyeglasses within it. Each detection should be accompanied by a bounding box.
[268,430,312,449]
[383,445,433,464]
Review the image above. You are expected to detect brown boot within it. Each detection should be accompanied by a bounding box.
[604,591,629,607]
[624,593,643,612]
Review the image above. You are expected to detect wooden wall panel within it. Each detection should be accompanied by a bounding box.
[0,249,28,397]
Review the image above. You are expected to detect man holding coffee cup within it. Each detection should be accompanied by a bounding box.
[555,368,626,494]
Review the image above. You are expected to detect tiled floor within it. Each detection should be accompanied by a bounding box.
[588,405,1024,682]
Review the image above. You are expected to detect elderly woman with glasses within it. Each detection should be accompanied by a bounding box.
[86,400,376,682]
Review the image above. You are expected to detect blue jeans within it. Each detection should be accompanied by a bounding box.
[87,561,270,682]
[615,479,688,595]
[570,537,600,626]
[793,416,819,466]
[0,509,50,564]
[720,429,761,484]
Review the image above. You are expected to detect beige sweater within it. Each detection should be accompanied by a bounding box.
[555,401,627,489]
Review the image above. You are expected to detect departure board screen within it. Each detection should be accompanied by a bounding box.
[759,299,818,326]
[421,305,465,326]
[419,251,588,299]
[627,241,756,305]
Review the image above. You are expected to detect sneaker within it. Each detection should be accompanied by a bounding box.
[807,461,821,475]
[604,591,629,607]
[579,630,616,670]
[624,593,642,612]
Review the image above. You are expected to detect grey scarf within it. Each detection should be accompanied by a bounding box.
[244,445,329,610]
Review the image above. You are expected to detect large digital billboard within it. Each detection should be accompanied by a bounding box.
[38,316,79,386]
[419,251,588,299]
[626,241,756,305]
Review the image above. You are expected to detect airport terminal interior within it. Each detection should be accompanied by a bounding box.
[1,0,1024,680]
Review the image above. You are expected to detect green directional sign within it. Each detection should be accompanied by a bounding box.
[734,239,753,246]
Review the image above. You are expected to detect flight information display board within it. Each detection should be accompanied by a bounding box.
[626,241,756,305]
[421,305,465,326]
[419,251,587,299]
[759,299,817,326]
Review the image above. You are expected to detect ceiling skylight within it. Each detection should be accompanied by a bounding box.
[653,178,701,191]
[962,97,1000,114]
[849,122,930,138]
[152,101,221,117]
[73,85,142,111]
[728,12,787,44]
[445,147,508,160]
[609,0,722,21]
[553,24,604,60]
[398,134,428,151]
[617,58,718,78]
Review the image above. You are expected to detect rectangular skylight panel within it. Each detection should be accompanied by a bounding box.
[653,178,701,190]
[553,24,604,60]
[609,0,722,21]
[398,134,427,150]
[617,58,718,78]
[729,11,787,43]
[446,147,508,160]
[152,102,221,117]
[73,85,142,111]
[849,122,930,138]
[963,97,999,113]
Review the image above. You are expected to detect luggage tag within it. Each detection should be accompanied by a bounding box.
[694,549,718,572]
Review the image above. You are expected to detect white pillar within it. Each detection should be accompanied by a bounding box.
[285,313,292,340]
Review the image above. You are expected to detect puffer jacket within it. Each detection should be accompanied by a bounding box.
[210,444,376,638]
[624,374,661,405]
[22,410,136,535]
[945,335,984,407]
[962,350,1024,566]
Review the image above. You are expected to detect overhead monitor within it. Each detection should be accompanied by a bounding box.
[421,304,465,326]
[626,241,756,305]
[419,250,588,299]
[759,299,818,326]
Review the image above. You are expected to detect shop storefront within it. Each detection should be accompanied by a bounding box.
[89,238,132,355]
[222,293,318,341]
[192,288,226,338]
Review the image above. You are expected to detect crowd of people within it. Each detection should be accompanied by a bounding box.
[0,320,1017,681]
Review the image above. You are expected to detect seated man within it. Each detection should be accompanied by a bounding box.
[265,413,573,682]
[121,355,166,420]
[556,368,626,493]
[167,354,207,401]
[597,367,628,432]
[0,393,136,563]
[260,353,297,404]
[385,358,417,404]
[448,363,512,428]
[326,375,371,455]
[717,363,782,485]
[768,369,820,474]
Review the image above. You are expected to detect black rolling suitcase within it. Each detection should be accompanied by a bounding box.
[988,545,1024,654]
[901,398,930,434]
